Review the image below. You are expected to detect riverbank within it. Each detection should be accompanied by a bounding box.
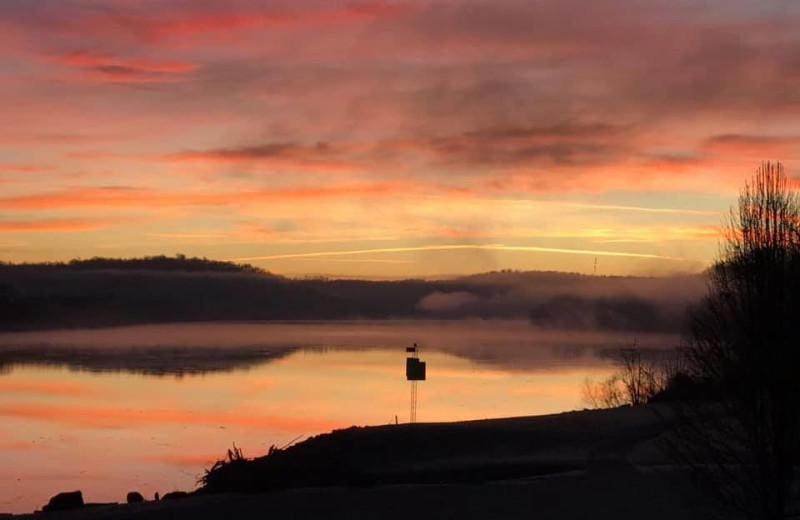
[15,405,709,519]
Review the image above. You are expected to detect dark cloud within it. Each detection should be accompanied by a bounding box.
[703,134,800,157]
[160,122,630,177]
[172,142,338,161]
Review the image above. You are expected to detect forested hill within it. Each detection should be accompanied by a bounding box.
[0,256,704,332]
[1,255,270,274]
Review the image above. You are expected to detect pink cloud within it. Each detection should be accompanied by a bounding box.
[704,134,800,158]
[46,49,196,83]
[0,164,54,173]
[95,2,412,43]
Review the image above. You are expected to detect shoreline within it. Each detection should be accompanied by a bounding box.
[12,405,708,519]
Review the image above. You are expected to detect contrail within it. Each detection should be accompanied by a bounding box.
[410,193,719,216]
[229,244,684,262]
[473,198,719,216]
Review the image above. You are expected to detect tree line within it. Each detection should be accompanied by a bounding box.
[0,258,697,331]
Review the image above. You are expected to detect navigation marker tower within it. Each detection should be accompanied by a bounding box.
[405,343,426,423]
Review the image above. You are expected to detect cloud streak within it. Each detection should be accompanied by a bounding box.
[0,218,123,232]
[230,244,685,263]
[0,183,421,210]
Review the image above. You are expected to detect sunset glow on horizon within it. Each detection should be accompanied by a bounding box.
[3,0,800,277]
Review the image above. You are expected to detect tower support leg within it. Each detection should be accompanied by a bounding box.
[410,380,418,423]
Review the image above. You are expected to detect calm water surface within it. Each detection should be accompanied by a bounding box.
[0,321,678,513]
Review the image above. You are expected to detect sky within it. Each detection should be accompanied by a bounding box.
[1,0,799,278]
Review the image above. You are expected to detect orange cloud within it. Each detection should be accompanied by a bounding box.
[147,232,228,240]
[0,164,53,173]
[0,183,433,211]
[0,218,121,232]
[639,154,713,173]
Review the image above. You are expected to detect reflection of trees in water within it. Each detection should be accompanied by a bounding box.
[0,326,678,377]
[436,342,619,373]
[296,341,623,373]
[0,346,296,377]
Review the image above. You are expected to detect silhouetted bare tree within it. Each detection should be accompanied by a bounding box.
[617,345,661,406]
[582,373,624,408]
[676,161,800,519]
[582,343,676,408]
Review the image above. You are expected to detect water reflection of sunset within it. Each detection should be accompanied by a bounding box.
[0,321,680,513]
[1,346,618,513]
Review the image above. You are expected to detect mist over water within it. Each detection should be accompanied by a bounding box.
[0,320,679,373]
[0,321,679,514]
